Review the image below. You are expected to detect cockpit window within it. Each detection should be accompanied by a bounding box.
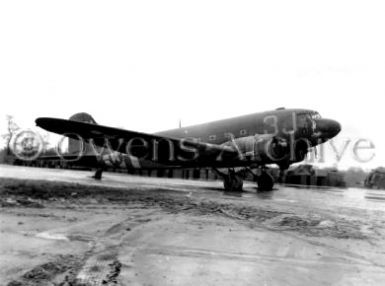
[297,112,314,120]
[297,112,318,132]
[306,112,321,131]
[310,112,321,120]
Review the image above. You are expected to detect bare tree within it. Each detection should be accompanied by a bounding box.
[1,115,20,156]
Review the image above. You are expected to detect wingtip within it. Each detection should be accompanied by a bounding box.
[35,117,41,126]
[35,117,57,129]
[35,117,45,127]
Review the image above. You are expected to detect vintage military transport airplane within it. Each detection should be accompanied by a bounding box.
[35,108,341,192]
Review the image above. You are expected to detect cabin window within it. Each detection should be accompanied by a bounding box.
[240,129,247,136]
[224,133,234,140]
[191,137,202,143]
[209,135,216,141]
[185,137,200,142]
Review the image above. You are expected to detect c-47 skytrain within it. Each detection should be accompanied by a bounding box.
[36,108,341,192]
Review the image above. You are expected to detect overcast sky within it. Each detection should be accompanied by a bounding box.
[0,1,384,169]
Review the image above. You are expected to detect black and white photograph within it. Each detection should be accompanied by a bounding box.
[0,1,384,285]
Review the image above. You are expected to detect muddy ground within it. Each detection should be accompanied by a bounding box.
[1,167,385,285]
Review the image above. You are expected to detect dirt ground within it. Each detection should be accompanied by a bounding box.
[1,165,385,285]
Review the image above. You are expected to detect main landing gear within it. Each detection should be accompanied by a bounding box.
[254,169,274,191]
[223,169,244,192]
[215,167,275,192]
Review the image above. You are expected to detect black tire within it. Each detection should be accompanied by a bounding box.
[257,172,274,191]
[224,175,243,192]
[93,168,103,180]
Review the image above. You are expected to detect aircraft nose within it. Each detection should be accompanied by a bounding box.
[315,118,341,139]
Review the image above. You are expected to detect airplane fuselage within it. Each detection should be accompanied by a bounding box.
[154,108,340,167]
[157,108,312,144]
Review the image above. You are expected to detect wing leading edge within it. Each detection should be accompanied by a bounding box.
[35,117,240,168]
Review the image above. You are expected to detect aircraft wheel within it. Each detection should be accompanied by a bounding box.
[93,168,103,180]
[224,174,243,192]
[257,171,274,192]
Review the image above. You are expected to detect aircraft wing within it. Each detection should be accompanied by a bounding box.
[35,117,240,168]
[36,154,99,166]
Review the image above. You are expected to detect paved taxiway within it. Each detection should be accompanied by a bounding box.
[1,165,385,285]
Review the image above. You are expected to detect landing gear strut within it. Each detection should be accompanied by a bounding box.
[278,163,290,184]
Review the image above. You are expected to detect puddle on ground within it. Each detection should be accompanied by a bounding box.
[36,231,69,241]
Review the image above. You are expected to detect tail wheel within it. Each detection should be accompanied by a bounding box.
[93,167,103,180]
